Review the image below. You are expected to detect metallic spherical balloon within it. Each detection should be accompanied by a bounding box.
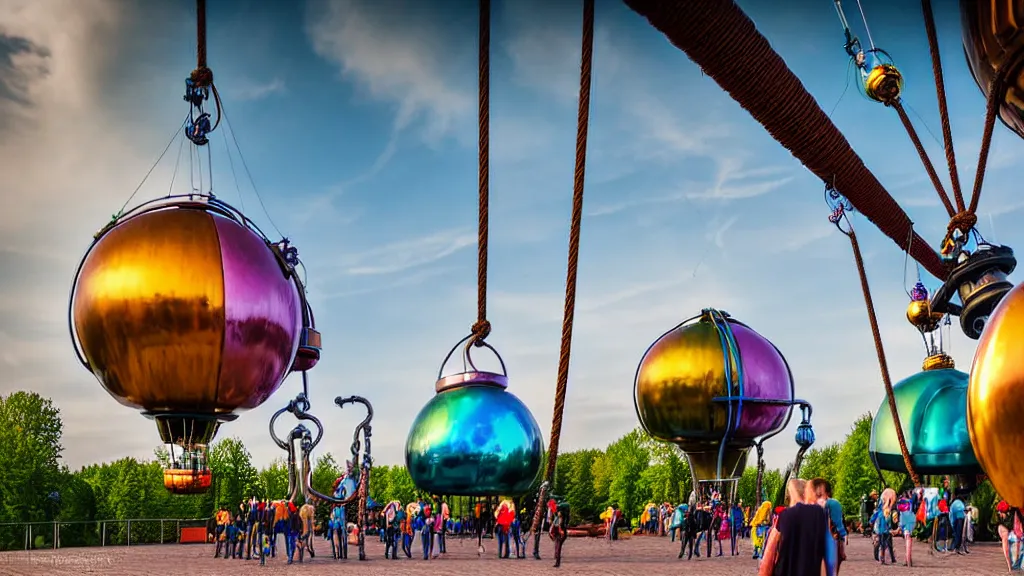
[907,300,944,334]
[961,0,1024,139]
[862,52,903,104]
[634,310,794,483]
[969,281,1024,506]
[406,372,542,496]
[870,363,979,476]
[71,204,302,444]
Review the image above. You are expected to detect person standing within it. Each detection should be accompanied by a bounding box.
[549,500,569,568]
[730,500,745,555]
[759,479,828,576]
[949,494,966,554]
[821,481,847,574]
[679,505,698,560]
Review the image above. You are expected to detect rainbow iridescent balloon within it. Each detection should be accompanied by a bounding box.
[405,344,542,496]
[70,199,302,454]
[634,309,795,483]
[869,359,980,476]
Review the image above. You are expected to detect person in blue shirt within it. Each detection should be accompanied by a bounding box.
[898,496,917,567]
[870,488,897,565]
[820,481,848,574]
[670,504,686,543]
[950,495,967,554]
[730,501,744,556]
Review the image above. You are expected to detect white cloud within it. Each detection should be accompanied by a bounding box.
[335,228,476,276]
[305,0,473,142]
[230,77,286,101]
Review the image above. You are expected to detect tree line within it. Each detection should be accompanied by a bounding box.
[0,390,1002,550]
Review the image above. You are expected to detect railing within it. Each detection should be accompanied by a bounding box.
[0,518,210,552]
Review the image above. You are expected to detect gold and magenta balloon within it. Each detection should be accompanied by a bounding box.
[71,200,303,492]
[634,309,795,483]
[969,282,1024,506]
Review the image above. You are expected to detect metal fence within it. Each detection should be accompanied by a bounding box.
[0,518,211,552]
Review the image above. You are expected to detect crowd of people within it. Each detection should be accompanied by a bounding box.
[204,474,1024,573]
[208,493,572,567]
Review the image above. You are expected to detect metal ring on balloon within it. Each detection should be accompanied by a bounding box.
[633,308,801,482]
[67,192,313,372]
[434,332,509,392]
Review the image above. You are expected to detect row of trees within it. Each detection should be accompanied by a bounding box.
[0,390,1003,550]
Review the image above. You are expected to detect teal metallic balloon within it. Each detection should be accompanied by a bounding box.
[405,370,542,496]
[869,368,981,476]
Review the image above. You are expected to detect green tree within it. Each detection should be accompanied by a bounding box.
[800,442,841,485]
[208,437,259,509]
[606,428,650,523]
[312,452,341,499]
[385,465,417,504]
[0,391,65,526]
[640,440,689,507]
[835,413,879,514]
[566,449,601,522]
[259,459,289,500]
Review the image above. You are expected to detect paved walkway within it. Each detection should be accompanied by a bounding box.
[0,533,1011,575]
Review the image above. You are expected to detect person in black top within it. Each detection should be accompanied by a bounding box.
[759,502,828,576]
[678,506,698,560]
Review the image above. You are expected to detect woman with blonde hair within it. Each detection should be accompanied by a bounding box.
[750,500,773,559]
[871,488,897,565]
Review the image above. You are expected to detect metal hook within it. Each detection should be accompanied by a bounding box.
[335,396,374,470]
[436,333,508,381]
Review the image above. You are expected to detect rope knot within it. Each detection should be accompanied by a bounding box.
[190,66,214,88]
[947,211,977,236]
[470,320,491,346]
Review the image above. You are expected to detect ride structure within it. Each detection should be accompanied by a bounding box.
[68,0,306,495]
[619,0,1024,506]
[404,0,543,500]
[633,308,815,509]
[68,0,377,523]
[868,278,981,482]
[403,1,596,567]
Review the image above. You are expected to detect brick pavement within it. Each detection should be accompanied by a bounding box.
[0,533,1012,575]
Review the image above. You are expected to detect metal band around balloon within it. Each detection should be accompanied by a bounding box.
[435,332,509,392]
[706,308,744,480]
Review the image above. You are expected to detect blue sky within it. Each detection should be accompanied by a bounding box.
[2,0,1022,475]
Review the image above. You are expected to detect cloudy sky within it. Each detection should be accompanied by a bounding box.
[2,0,1022,476]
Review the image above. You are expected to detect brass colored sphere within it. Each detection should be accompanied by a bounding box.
[71,205,303,443]
[864,64,903,104]
[968,281,1024,506]
[907,299,944,333]
[961,0,1024,140]
[634,312,793,483]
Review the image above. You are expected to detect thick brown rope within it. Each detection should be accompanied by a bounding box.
[920,0,965,213]
[472,0,492,347]
[191,0,213,87]
[890,100,955,218]
[620,0,946,280]
[528,0,595,546]
[846,227,920,486]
